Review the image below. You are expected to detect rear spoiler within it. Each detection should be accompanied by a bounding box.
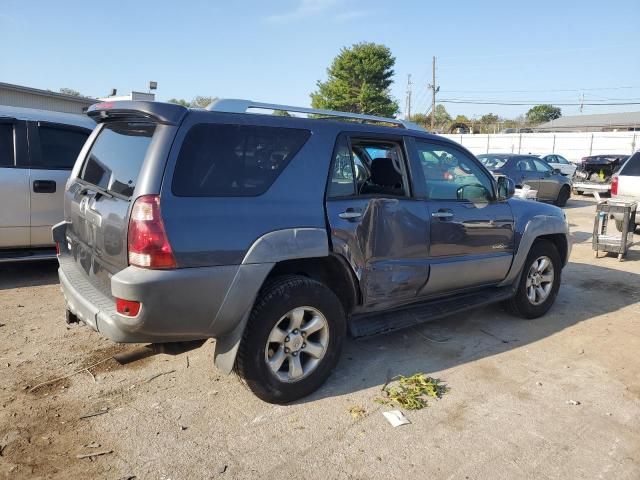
[87,101,188,125]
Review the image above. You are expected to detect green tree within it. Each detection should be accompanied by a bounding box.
[431,104,451,127]
[59,87,82,97]
[453,114,470,124]
[190,96,217,108]
[526,104,561,124]
[167,96,217,108]
[480,113,499,125]
[167,98,191,107]
[410,113,429,127]
[311,42,399,117]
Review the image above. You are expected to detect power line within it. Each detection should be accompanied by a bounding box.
[439,97,640,103]
[439,86,640,94]
[439,99,640,106]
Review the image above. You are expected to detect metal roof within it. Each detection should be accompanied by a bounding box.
[536,111,640,130]
[0,82,98,104]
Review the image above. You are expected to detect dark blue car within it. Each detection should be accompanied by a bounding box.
[477,153,572,206]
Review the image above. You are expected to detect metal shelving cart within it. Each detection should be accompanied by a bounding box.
[592,200,637,261]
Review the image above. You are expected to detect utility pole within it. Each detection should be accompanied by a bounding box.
[405,74,412,120]
[428,56,440,131]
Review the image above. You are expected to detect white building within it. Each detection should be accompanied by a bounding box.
[0,82,97,114]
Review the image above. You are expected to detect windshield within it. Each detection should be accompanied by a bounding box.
[80,121,156,198]
[478,155,508,169]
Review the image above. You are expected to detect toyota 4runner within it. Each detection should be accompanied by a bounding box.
[55,99,571,403]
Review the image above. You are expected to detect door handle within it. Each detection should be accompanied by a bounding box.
[338,209,362,220]
[33,180,56,193]
[432,211,454,220]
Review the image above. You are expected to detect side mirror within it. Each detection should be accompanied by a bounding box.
[552,168,561,175]
[497,176,515,200]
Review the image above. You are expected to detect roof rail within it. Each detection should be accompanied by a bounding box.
[206,98,427,132]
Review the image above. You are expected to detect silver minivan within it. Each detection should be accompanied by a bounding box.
[0,106,94,261]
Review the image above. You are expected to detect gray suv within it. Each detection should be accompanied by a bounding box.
[55,99,571,403]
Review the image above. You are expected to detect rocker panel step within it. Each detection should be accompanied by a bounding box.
[349,286,514,338]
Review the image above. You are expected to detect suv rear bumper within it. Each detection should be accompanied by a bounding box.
[58,253,273,343]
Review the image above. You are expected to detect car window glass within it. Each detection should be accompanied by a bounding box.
[173,124,310,197]
[478,155,507,169]
[81,122,155,198]
[515,158,534,171]
[327,136,355,197]
[556,156,569,164]
[620,152,640,176]
[35,126,89,169]
[533,159,552,173]
[0,124,14,167]
[415,141,493,201]
[351,139,408,197]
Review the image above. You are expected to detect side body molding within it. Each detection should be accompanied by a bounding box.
[213,228,329,374]
[498,214,570,287]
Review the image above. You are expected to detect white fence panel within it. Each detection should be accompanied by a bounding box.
[440,132,638,162]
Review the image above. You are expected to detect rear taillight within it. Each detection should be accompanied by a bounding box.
[611,176,619,196]
[127,195,176,269]
[55,241,60,256]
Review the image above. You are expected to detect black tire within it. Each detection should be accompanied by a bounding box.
[234,275,346,404]
[505,240,562,319]
[555,186,570,207]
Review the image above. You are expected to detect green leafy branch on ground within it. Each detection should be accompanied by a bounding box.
[376,373,449,410]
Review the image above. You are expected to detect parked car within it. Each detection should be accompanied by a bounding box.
[572,154,629,197]
[535,154,577,177]
[612,151,640,231]
[0,106,94,261]
[477,153,572,206]
[55,99,571,403]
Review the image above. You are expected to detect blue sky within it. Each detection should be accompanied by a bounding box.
[1,0,639,119]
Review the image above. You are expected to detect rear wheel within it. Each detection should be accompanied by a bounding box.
[234,275,346,404]
[555,186,570,207]
[506,240,561,319]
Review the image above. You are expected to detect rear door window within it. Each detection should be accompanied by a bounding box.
[620,152,640,176]
[34,125,89,169]
[533,159,552,172]
[80,121,156,198]
[0,123,14,166]
[172,124,310,196]
[515,158,535,171]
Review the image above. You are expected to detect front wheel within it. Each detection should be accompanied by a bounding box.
[555,186,570,207]
[234,275,346,404]
[505,240,562,319]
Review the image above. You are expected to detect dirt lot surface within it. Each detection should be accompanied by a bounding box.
[1,196,639,479]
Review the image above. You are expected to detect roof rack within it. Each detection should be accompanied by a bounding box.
[206,98,427,132]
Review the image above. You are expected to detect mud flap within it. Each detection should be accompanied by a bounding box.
[213,308,252,374]
[211,263,275,374]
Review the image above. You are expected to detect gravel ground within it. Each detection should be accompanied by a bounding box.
[1,196,639,480]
